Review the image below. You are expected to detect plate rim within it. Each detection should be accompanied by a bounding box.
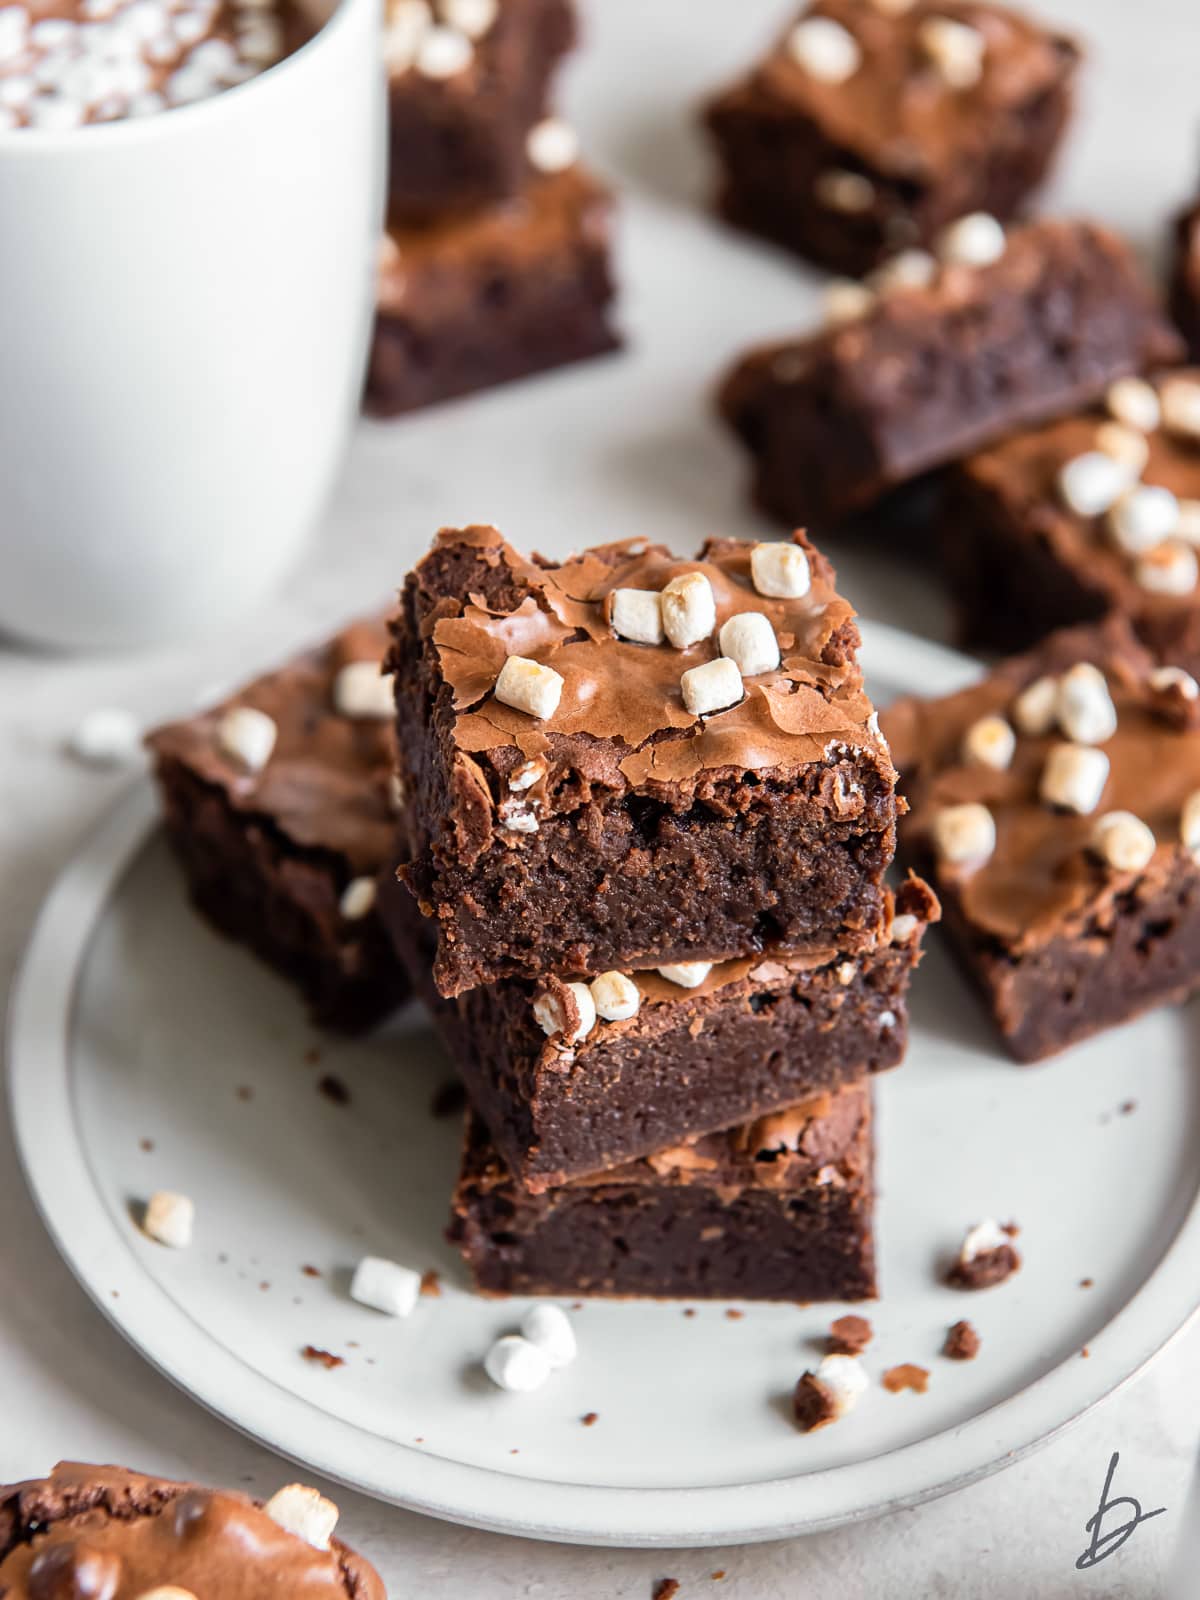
[8,618,1200,1548]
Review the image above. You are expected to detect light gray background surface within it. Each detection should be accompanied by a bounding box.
[2,0,1197,1591]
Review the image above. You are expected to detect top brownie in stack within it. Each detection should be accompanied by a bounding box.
[388,525,899,996]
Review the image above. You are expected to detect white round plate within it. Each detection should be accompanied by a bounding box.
[9,620,1200,1548]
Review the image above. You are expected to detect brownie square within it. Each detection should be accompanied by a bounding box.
[148,618,408,1033]
[382,865,934,1189]
[387,525,900,997]
[719,218,1183,528]
[384,0,577,223]
[450,1082,877,1301]
[1169,199,1200,361]
[884,617,1200,1062]
[366,168,620,417]
[704,0,1080,278]
[942,368,1200,660]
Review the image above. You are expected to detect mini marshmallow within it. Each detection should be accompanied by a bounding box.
[0,76,34,107]
[681,656,743,717]
[813,1353,868,1419]
[930,803,995,868]
[509,757,546,791]
[68,707,141,768]
[719,612,780,677]
[143,1191,194,1249]
[661,570,717,648]
[1174,500,1200,545]
[532,980,596,1043]
[918,14,985,87]
[31,15,73,46]
[339,876,377,920]
[263,1486,339,1550]
[1040,743,1109,814]
[656,961,712,988]
[1094,421,1150,477]
[440,0,496,36]
[589,970,640,1021]
[414,22,471,76]
[1012,674,1058,736]
[890,912,919,943]
[136,1589,199,1600]
[610,587,664,645]
[867,0,915,10]
[1149,665,1199,700]
[350,1255,421,1316]
[333,660,395,718]
[494,655,564,719]
[960,714,1015,772]
[236,16,282,61]
[867,248,937,294]
[484,1334,551,1392]
[1180,790,1200,854]
[1107,485,1179,555]
[26,93,85,127]
[526,115,577,174]
[935,212,1005,267]
[815,168,875,213]
[750,541,811,598]
[1056,662,1117,745]
[165,65,217,103]
[822,278,876,326]
[216,705,277,772]
[1160,376,1200,440]
[520,1303,577,1368]
[1091,810,1156,872]
[382,1,428,71]
[1136,541,1199,596]
[498,798,538,832]
[959,1218,1006,1263]
[1106,376,1161,433]
[1057,451,1133,517]
[786,15,861,82]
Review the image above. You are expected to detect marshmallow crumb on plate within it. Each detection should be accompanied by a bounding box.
[68,707,142,768]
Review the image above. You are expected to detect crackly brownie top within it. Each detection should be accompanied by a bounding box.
[147,617,396,875]
[378,168,612,318]
[957,369,1200,621]
[884,617,1200,951]
[733,0,1078,178]
[0,1463,383,1600]
[403,523,889,793]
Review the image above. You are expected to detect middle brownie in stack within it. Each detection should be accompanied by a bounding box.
[383,523,937,1300]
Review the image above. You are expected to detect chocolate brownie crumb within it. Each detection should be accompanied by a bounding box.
[420,1270,442,1298]
[581,1412,598,1427]
[725,1309,744,1321]
[1120,1100,1137,1116]
[683,1309,696,1318]
[431,1080,468,1119]
[1001,1221,1020,1238]
[943,1321,981,1361]
[947,1243,1021,1290]
[1081,1346,1090,1358]
[236,1085,254,1102]
[1080,1277,1094,1289]
[318,1074,351,1106]
[301,1264,322,1278]
[711,1574,726,1584]
[828,1314,873,1355]
[653,1582,681,1600]
[139,1138,154,1152]
[882,1364,929,1394]
[301,1345,344,1369]
[792,1373,838,1432]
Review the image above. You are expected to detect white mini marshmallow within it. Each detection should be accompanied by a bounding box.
[918,14,985,87]
[31,15,73,46]
[166,65,217,104]
[1150,665,1199,700]
[822,278,876,326]
[509,757,545,791]
[339,876,377,920]
[263,1486,339,1550]
[0,5,27,62]
[333,660,395,718]
[499,798,538,832]
[382,0,428,71]
[786,15,861,82]
[520,1303,577,1369]
[1040,743,1109,814]
[868,0,915,10]
[1180,790,1200,854]
[815,169,875,213]
[867,248,937,294]
[69,707,141,768]
[610,587,664,645]
[26,93,84,127]
[1106,376,1161,433]
[1095,421,1150,477]
[484,1334,551,1392]
[959,1218,1006,1263]
[0,75,34,107]
[681,656,743,717]
[1160,377,1200,441]
[494,655,564,719]
[1012,674,1058,736]
[750,541,810,598]
[813,1353,868,1419]
[236,16,282,61]
[440,0,496,36]
[589,970,640,1021]
[661,571,717,648]
[350,1255,421,1316]
[1107,485,1179,555]
[931,803,995,867]
[960,713,1015,771]
[1175,499,1200,545]
[1136,541,1199,596]
[719,612,780,677]
[1057,451,1134,517]
[526,115,578,173]
[216,705,277,772]
[143,1191,194,1249]
[935,212,1005,267]
[1056,662,1117,745]
[890,912,919,944]
[1092,810,1156,872]
[532,980,596,1043]
[656,961,712,988]
[136,1589,199,1600]
[415,22,471,76]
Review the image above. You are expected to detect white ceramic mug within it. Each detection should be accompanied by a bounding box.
[0,0,383,651]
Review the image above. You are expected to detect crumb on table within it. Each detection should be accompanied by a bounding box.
[882,1363,930,1394]
[828,1313,873,1355]
[301,1345,345,1370]
[943,1320,981,1361]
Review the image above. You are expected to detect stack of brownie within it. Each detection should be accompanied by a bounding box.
[366,0,619,417]
[378,523,938,1301]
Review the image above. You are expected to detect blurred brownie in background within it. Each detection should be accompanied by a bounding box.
[1169,195,1200,360]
